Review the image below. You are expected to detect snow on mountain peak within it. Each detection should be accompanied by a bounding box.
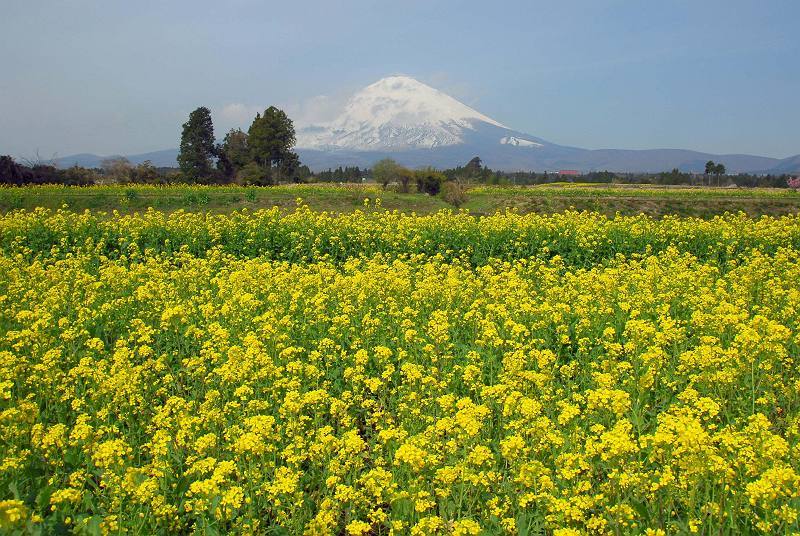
[297,76,507,150]
[337,76,505,131]
[500,136,543,148]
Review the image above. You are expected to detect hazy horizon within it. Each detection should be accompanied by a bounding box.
[2,0,799,160]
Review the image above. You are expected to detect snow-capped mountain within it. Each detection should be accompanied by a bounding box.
[297,76,539,151]
[55,76,799,173]
[294,76,795,173]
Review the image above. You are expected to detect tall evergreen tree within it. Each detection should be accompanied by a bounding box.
[178,107,216,182]
[216,150,235,181]
[279,151,301,182]
[705,160,716,186]
[465,156,483,175]
[247,106,298,182]
[221,129,250,169]
[216,128,249,181]
[714,162,727,186]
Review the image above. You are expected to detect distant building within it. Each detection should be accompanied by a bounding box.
[558,170,580,176]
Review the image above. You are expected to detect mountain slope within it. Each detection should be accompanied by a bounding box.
[294,76,793,173]
[297,76,508,150]
[56,149,179,169]
[56,76,798,173]
[769,155,800,174]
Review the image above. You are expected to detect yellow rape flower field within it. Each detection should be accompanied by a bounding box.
[2,201,800,534]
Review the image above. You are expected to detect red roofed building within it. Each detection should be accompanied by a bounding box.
[558,170,580,176]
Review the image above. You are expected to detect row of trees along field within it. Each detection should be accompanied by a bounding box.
[1,116,798,188]
[1,151,796,188]
[438,157,797,189]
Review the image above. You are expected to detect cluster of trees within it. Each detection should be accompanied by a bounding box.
[0,155,185,186]
[177,106,308,185]
[0,156,97,186]
[371,158,448,195]
[440,157,494,183]
[305,158,451,196]
[2,144,798,189]
[435,157,796,188]
[704,160,727,186]
[312,166,367,183]
[0,105,310,186]
[98,158,173,184]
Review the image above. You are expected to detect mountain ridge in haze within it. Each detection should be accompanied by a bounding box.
[56,76,799,174]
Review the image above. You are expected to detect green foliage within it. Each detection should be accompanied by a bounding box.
[397,167,415,193]
[130,160,159,184]
[182,190,210,206]
[585,170,620,183]
[217,128,250,181]
[0,156,32,185]
[415,168,446,195]
[2,184,798,219]
[464,156,483,175]
[3,205,800,268]
[372,158,402,188]
[279,151,301,183]
[3,205,800,533]
[178,106,216,182]
[59,165,97,186]
[237,162,273,186]
[215,150,235,182]
[656,168,692,185]
[314,166,366,183]
[247,106,298,182]
[222,129,250,169]
[704,161,728,186]
[441,157,493,184]
[2,157,98,186]
[295,165,313,183]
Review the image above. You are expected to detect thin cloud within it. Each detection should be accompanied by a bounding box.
[215,103,265,131]
[283,94,347,127]
[213,96,345,132]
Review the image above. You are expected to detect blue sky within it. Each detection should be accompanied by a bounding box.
[1,0,798,159]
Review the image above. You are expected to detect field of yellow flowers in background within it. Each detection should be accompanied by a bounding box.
[2,203,800,534]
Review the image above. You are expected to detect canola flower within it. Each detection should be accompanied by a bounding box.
[1,204,800,534]
[1,205,800,266]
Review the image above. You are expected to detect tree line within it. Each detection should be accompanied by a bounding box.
[313,166,367,183]
[0,105,312,186]
[436,157,796,189]
[1,127,798,189]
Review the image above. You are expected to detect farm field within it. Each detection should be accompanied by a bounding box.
[2,184,800,218]
[2,201,800,534]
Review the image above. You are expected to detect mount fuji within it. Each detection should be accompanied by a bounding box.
[297,76,509,150]
[295,76,565,169]
[293,76,796,173]
[56,76,798,174]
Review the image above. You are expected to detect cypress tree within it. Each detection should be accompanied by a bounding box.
[247,106,298,182]
[178,106,216,182]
